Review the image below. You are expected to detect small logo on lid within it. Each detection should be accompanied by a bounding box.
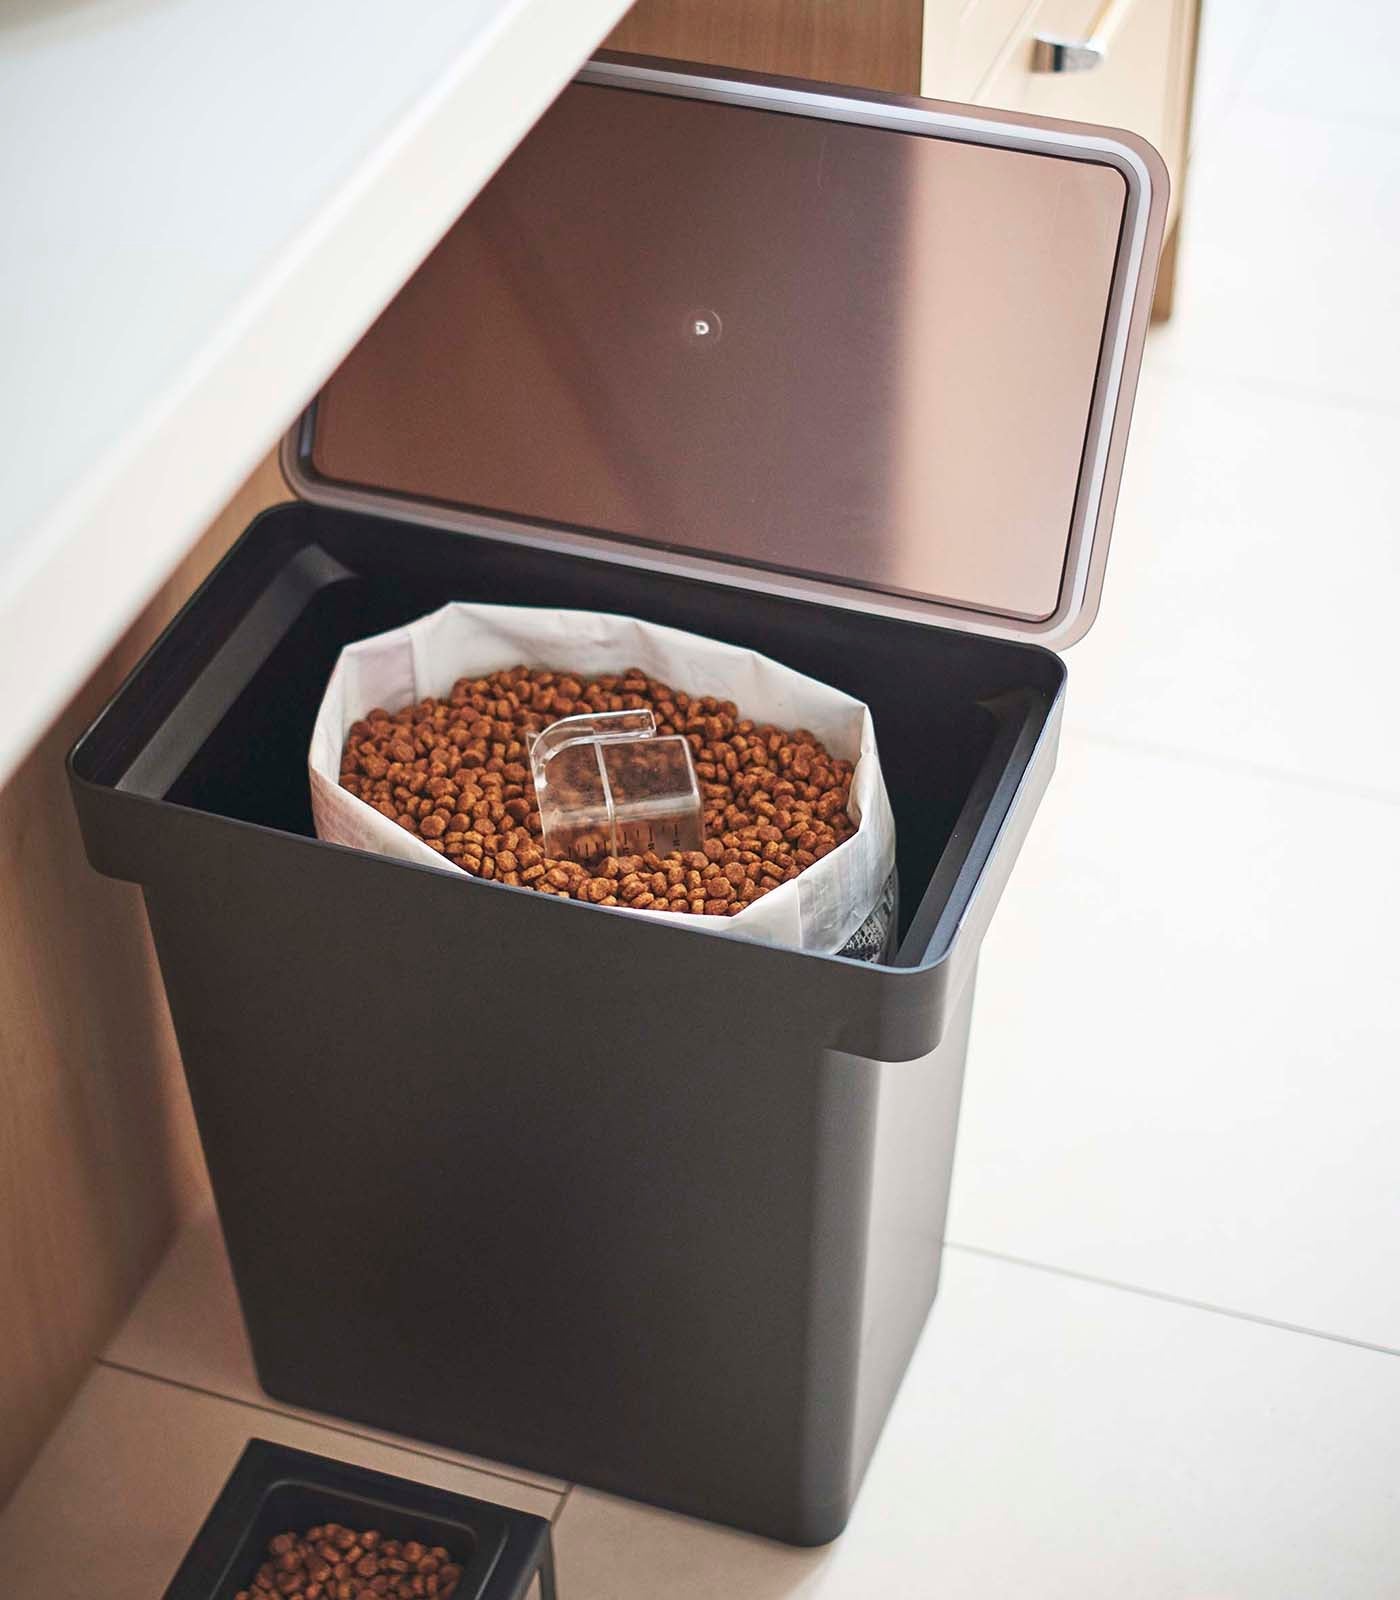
[683,309,723,350]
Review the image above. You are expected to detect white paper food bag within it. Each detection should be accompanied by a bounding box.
[309,604,897,956]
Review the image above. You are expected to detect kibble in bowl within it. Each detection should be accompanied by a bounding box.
[237,1522,463,1600]
[310,604,896,955]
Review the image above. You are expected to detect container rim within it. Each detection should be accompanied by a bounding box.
[67,500,1063,1001]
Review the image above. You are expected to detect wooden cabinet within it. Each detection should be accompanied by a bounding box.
[0,452,284,1503]
[606,0,925,94]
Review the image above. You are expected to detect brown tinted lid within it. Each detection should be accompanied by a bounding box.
[296,59,1167,648]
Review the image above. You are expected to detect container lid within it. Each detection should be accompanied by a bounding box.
[288,56,1168,650]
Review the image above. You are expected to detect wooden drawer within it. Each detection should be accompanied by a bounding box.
[974,0,1194,221]
[922,0,1037,102]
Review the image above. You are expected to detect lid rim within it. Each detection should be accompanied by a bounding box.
[283,441,1107,654]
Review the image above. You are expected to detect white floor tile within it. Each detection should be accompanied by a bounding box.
[552,1250,1400,1599]
[1152,108,1400,409]
[1189,0,1278,144]
[946,732,1400,1351]
[1237,0,1400,129]
[0,1365,559,1600]
[104,1206,566,1492]
[1072,362,1400,796]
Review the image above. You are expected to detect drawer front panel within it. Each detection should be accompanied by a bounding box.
[922,0,1038,102]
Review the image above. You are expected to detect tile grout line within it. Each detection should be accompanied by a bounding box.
[943,1241,1400,1359]
[1062,725,1400,812]
[94,1356,566,1502]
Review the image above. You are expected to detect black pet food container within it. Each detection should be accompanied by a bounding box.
[71,57,1165,1546]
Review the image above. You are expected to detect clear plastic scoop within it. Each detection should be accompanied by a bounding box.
[529,709,703,867]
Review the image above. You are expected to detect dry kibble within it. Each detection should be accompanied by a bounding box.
[240,1524,467,1600]
[338,665,859,918]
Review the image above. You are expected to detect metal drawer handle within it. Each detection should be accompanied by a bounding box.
[1030,0,1130,71]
